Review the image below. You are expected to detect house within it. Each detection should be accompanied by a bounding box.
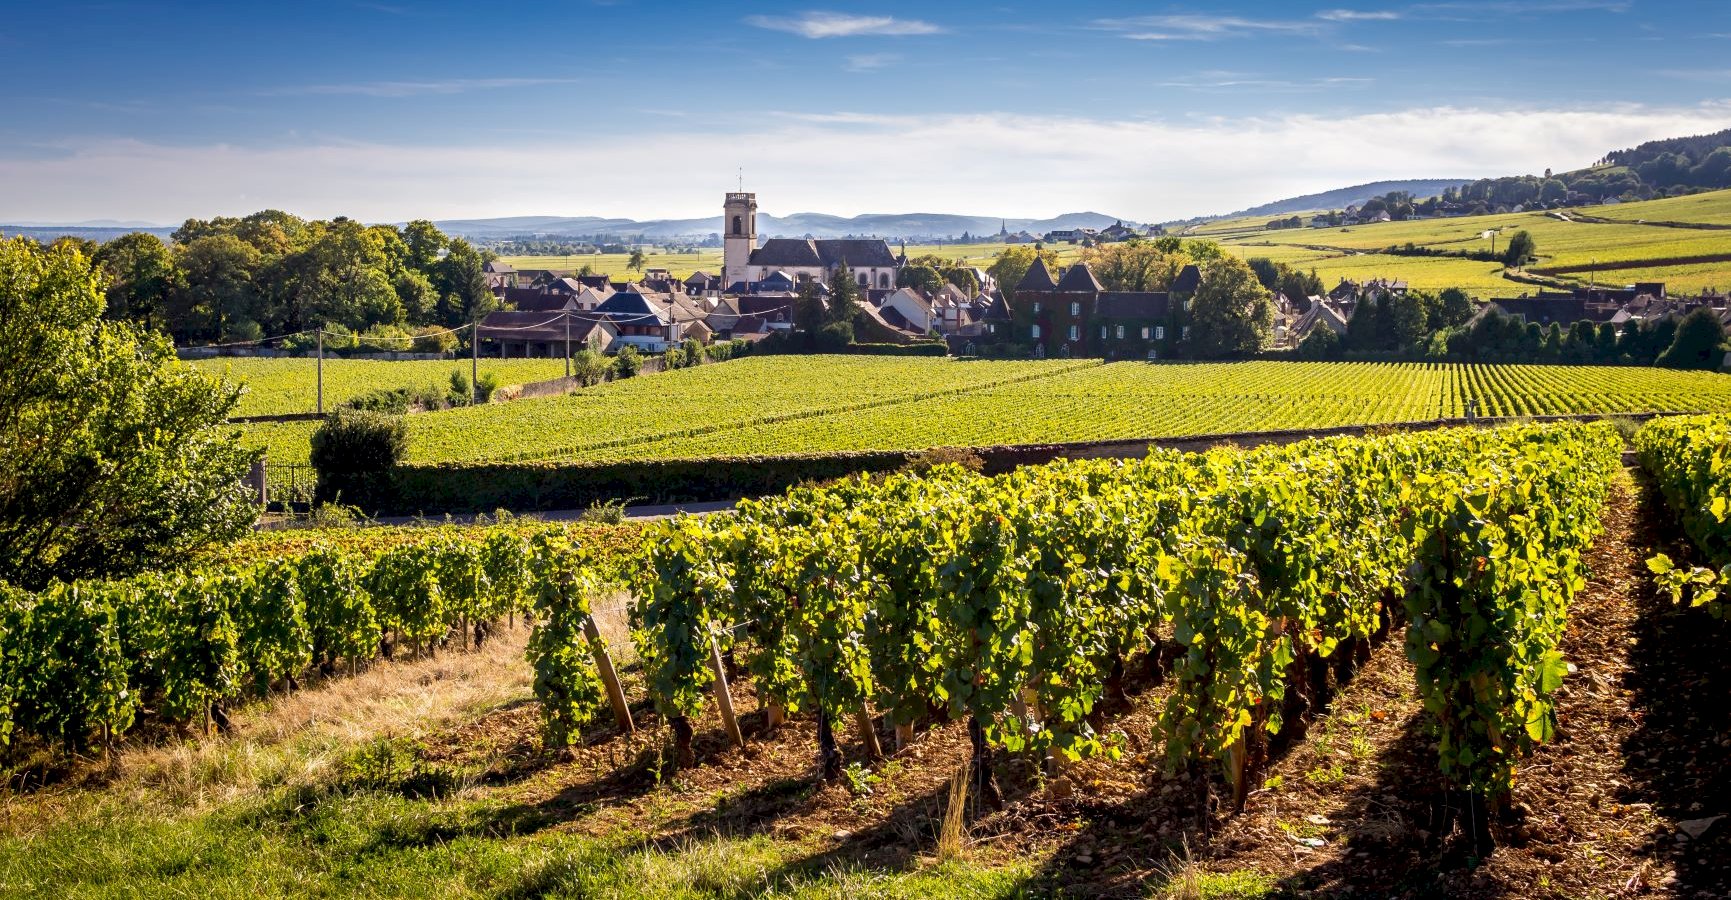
[1098,220,1138,242]
[1289,301,1350,344]
[482,260,518,290]
[878,287,935,333]
[1006,260,1199,359]
[1043,228,1098,244]
[592,290,709,352]
[476,310,616,358]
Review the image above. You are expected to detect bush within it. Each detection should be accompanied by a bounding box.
[571,349,609,387]
[613,344,642,378]
[680,338,705,367]
[1297,326,1342,360]
[448,370,471,407]
[475,371,501,403]
[357,324,415,354]
[412,325,457,354]
[309,410,408,512]
[816,321,854,352]
[664,347,686,369]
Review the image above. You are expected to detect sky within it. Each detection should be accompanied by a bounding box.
[2,0,1728,225]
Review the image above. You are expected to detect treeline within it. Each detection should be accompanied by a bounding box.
[1442,128,1731,210]
[1303,298,1727,369]
[47,210,501,346]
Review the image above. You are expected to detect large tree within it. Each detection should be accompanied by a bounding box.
[1083,241,1183,292]
[94,232,180,330]
[1657,308,1726,370]
[988,245,1058,301]
[1185,256,1274,358]
[0,238,257,589]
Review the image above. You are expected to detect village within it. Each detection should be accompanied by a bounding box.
[472,190,1731,366]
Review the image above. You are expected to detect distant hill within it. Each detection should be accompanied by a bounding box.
[431,210,1130,241]
[0,224,176,243]
[1197,179,1473,222]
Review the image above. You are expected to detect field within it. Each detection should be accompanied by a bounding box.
[228,356,1731,466]
[194,357,574,418]
[1203,188,1731,297]
[5,421,1728,899]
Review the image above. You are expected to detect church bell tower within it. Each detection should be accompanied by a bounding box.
[723,191,756,289]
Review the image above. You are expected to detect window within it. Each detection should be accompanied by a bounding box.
[1116,325,1126,339]
[879,272,890,289]
[1099,326,1106,339]
[1182,326,1191,340]
[731,215,742,235]
[1155,326,1165,340]
[858,273,868,286]
[1070,301,1081,316]
[1033,302,1041,313]
[1140,326,1151,339]
[1031,324,1042,339]
[1068,324,1079,341]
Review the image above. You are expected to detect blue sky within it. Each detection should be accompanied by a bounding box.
[2,0,1728,223]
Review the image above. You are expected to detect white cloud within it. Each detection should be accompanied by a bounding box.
[1317,9,1402,21]
[746,11,942,38]
[3,103,1727,225]
[1095,14,1322,40]
[261,78,579,98]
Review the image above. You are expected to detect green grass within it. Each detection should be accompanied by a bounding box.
[0,789,1035,899]
[227,357,1731,466]
[194,357,575,418]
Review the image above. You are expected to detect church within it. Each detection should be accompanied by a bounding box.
[722,192,901,294]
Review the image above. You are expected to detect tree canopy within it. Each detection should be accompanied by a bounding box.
[0,238,258,589]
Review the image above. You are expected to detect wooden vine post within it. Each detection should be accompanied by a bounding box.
[583,615,634,734]
[707,629,746,750]
[855,702,884,760]
[894,721,915,750]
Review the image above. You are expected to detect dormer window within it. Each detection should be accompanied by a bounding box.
[1070,301,1080,316]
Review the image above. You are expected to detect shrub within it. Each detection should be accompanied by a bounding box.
[1297,326,1342,360]
[475,371,501,403]
[309,410,407,512]
[613,344,643,378]
[571,349,610,387]
[680,338,705,367]
[448,370,471,407]
[664,347,686,369]
[816,321,854,352]
[357,324,415,354]
[412,325,457,354]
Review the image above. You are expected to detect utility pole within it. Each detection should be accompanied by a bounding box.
[564,310,572,379]
[316,329,324,415]
[470,318,480,406]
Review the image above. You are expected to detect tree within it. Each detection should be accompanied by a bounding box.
[1084,241,1183,292]
[1185,256,1273,358]
[988,246,1058,301]
[1502,230,1537,268]
[896,264,943,294]
[1657,307,1726,370]
[1595,322,1621,362]
[174,234,262,341]
[0,238,258,589]
[794,280,827,335]
[1386,291,1431,349]
[826,263,861,328]
[1436,287,1475,330]
[628,248,646,272]
[942,267,980,296]
[94,232,180,330]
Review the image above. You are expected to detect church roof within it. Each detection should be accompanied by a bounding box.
[1016,258,1058,292]
[1056,262,1104,292]
[747,238,898,270]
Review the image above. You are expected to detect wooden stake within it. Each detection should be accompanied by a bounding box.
[583,615,634,734]
[708,631,745,749]
[855,703,883,760]
[766,703,786,729]
[894,721,915,750]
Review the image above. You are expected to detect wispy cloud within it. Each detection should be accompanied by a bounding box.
[844,53,899,72]
[1155,71,1375,91]
[1094,14,1320,40]
[1318,9,1402,21]
[261,78,578,98]
[746,11,943,38]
